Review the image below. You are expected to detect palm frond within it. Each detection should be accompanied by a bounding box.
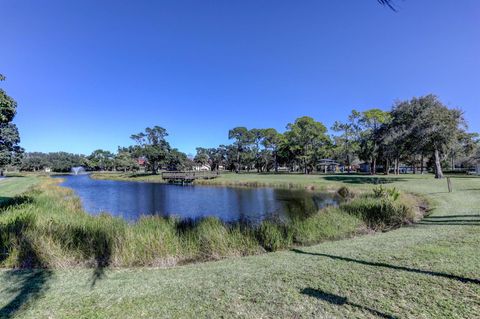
[377,0,397,11]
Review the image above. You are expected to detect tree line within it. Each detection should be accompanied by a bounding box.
[193,96,478,179]
[15,94,479,179]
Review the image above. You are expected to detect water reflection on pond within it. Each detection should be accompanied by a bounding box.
[57,175,340,223]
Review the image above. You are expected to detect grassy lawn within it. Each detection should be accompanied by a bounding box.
[0,174,479,318]
[90,171,168,183]
[0,177,40,205]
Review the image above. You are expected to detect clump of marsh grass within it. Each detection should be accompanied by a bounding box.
[340,186,416,230]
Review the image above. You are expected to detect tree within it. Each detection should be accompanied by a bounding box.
[331,110,360,173]
[131,126,170,174]
[194,147,227,171]
[390,95,465,179]
[228,127,252,173]
[114,149,139,172]
[166,148,189,171]
[194,147,210,167]
[0,74,23,175]
[261,128,283,173]
[47,152,86,172]
[88,149,115,171]
[284,116,330,174]
[357,109,391,174]
[447,132,478,170]
[20,152,49,171]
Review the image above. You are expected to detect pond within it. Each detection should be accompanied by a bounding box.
[57,175,340,223]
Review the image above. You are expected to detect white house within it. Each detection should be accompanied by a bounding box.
[193,164,211,171]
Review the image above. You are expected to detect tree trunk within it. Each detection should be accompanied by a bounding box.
[421,155,424,174]
[274,152,278,174]
[434,149,444,179]
[347,154,351,174]
[152,161,158,175]
[371,158,377,175]
[384,159,390,175]
[235,151,240,173]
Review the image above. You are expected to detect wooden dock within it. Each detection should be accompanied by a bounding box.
[161,171,220,184]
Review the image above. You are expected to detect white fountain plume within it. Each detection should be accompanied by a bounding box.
[71,166,85,175]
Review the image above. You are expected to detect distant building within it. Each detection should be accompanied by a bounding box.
[193,164,211,171]
[317,159,340,173]
[476,162,480,175]
[44,167,51,173]
[359,162,371,173]
[359,162,385,174]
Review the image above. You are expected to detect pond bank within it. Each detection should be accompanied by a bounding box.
[0,175,423,268]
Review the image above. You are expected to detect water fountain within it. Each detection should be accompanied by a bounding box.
[71,166,86,175]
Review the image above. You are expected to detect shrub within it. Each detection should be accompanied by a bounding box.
[340,195,414,230]
[337,186,354,199]
[372,185,400,201]
[256,221,292,252]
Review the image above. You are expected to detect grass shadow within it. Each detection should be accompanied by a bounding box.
[0,213,113,319]
[0,270,52,319]
[0,196,33,211]
[0,213,52,318]
[417,214,480,226]
[301,288,397,319]
[323,175,406,185]
[291,249,480,285]
[425,215,480,219]
[49,224,113,288]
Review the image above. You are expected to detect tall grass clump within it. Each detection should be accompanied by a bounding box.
[340,185,416,230]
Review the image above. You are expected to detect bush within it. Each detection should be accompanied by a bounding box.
[372,185,400,201]
[337,186,354,199]
[340,195,414,230]
[256,221,292,252]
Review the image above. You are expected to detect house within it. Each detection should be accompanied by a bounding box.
[137,157,147,166]
[193,164,211,171]
[317,159,340,173]
[359,162,385,174]
[359,162,371,173]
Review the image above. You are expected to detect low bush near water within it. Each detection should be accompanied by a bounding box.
[340,186,416,230]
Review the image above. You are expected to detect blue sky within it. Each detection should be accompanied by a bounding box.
[1,0,479,155]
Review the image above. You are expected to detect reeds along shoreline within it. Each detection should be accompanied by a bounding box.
[0,178,422,268]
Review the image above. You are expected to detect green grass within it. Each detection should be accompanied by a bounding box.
[90,171,168,183]
[0,174,479,318]
[0,177,39,198]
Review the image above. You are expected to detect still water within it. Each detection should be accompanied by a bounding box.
[58,175,339,223]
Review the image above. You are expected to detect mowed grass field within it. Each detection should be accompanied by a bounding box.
[0,173,479,318]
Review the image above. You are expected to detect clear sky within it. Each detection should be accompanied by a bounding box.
[1,0,479,155]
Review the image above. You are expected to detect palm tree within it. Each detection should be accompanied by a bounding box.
[378,0,396,11]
